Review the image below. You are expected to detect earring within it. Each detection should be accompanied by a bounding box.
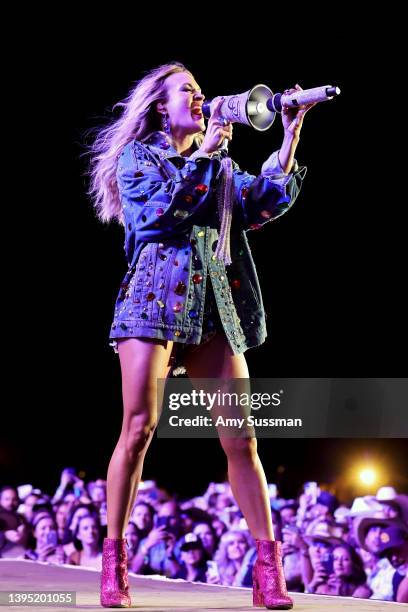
[162,113,171,135]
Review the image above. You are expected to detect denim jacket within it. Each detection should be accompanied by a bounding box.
[109,132,306,354]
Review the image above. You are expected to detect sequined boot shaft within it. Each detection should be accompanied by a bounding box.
[100,538,131,608]
[252,540,293,610]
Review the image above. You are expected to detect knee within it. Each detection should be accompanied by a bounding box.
[123,413,157,462]
[221,436,258,463]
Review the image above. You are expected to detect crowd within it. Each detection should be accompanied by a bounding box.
[0,469,407,603]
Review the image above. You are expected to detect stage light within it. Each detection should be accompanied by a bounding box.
[359,468,376,486]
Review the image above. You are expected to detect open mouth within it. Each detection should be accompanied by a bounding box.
[191,107,203,119]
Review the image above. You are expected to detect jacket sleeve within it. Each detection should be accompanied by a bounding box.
[232,150,307,231]
[118,140,221,242]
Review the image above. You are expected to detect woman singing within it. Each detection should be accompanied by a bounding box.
[89,62,314,609]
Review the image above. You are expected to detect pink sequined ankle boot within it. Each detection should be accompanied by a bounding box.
[100,538,131,608]
[253,540,293,610]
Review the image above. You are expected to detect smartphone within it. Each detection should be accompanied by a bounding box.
[320,550,333,574]
[268,484,277,499]
[63,468,77,479]
[17,484,33,500]
[237,518,248,531]
[99,502,107,527]
[46,530,58,547]
[304,481,319,505]
[206,560,220,580]
[64,467,76,474]
[156,516,169,528]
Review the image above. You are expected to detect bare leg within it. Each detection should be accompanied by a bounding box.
[106,338,173,539]
[184,334,274,541]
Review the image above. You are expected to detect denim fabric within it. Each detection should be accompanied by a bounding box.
[109,132,306,354]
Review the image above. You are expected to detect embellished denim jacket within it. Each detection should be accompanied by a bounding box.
[109,132,306,354]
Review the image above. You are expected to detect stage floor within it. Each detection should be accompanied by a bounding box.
[0,559,404,611]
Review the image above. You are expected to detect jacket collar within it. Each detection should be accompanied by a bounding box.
[142,131,226,167]
[142,131,201,161]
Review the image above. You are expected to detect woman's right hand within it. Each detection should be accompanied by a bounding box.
[37,542,56,562]
[60,469,73,489]
[327,574,342,594]
[282,526,306,551]
[199,98,233,155]
[206,571,221,585]
[308,565,329,591]
[143,526,169,550]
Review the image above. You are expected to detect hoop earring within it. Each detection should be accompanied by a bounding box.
[162,113,171,135]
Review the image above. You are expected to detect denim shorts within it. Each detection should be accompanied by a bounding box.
[110,281,227,375]
[168,279,223,376]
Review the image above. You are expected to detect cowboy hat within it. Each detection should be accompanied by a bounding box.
[375,488,408,524]
[354,516,408,552]
[303,520,344,547]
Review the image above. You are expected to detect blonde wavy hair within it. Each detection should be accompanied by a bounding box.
[213,529,252,586]
[87,62,204,224]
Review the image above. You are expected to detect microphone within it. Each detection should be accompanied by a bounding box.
[266,85,341,113]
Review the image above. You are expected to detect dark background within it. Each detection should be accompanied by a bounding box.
[2,28,406,503]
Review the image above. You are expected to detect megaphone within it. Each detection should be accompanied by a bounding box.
[202,83,276,131]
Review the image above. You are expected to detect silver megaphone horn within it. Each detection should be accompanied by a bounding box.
[202,84,276,131]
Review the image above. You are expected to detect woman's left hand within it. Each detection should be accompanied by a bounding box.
[281,84,316,139]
